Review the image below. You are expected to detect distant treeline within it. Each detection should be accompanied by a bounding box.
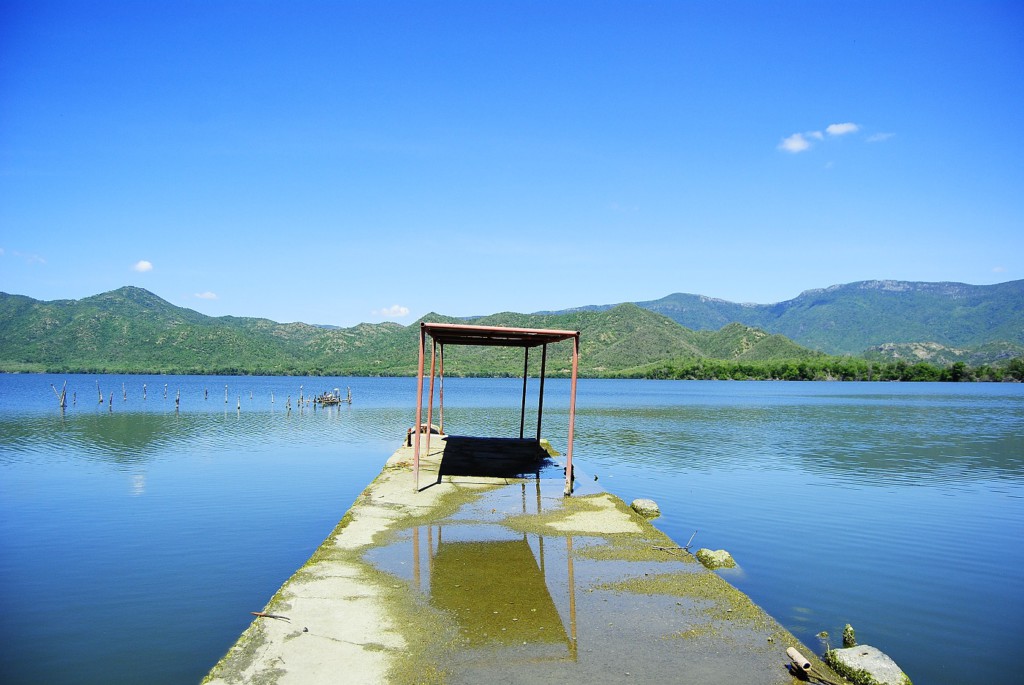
[618,357,1024,382]
[13,356,1024,382]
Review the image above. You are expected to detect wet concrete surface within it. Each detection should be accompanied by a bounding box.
[205,438,838,684]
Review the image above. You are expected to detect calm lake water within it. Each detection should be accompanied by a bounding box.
[1,374,1021,684]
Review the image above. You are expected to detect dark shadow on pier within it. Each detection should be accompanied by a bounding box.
[437,436,557,479]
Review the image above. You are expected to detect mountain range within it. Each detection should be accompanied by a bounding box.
[546,279,1024,363]
[1,279,1021,376]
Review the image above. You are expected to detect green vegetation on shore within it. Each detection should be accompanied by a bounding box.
[616,357,1024,382]
[2,286,1022,381]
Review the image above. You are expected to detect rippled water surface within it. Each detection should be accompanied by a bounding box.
[1,375,1022,684]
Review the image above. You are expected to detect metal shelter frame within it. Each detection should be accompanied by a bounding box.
[413,322,581,495]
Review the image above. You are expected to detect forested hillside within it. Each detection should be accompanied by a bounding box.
[551,279,1024,361]
[2,285,1021,380]
[0,288,820,376]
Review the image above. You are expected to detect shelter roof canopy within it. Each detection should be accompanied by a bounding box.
[422,322,579,348]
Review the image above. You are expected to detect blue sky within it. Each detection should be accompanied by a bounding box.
[2,1,1022,327]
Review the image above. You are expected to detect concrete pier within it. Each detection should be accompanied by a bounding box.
[204,440,836,684]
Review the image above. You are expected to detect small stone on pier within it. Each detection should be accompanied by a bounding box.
[630,498,660,519]
[824,645,911,685]
[696,548,736,569]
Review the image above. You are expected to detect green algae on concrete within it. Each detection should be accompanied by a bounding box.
[205,442,841,684]
[203,445,465,685]
[825,646,912,685]
[503,491,643,536]
[593,570,792,647]
[696,547,737,569]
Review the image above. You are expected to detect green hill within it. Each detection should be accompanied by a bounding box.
[561,279,1024,362]
[3,284,1021,379]
[0,288,822,377]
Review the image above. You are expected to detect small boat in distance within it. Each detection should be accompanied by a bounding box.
[314,387,352,406]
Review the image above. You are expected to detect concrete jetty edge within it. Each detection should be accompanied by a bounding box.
[203,443,840,684]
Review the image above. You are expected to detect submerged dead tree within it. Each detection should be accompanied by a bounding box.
[50,381,68,410]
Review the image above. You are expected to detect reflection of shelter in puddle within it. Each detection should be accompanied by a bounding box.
[431,538,566,647]
[408,523,579,664]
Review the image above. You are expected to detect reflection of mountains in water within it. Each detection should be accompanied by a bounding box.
[0,412,210,466]
[577,402,1024,482]
[0,407,406,467]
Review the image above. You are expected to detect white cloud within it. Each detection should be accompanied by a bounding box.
[194,291,218,300]
[778,121,871,153]
[867,132,895,143]
[0,247,5,256]
[992,266,1006,273]
[373,304,410,318]
[826,122,860,136]
[778,133,812,153]
[132,260,153,272]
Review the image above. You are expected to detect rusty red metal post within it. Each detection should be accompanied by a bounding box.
[519,347,529,439]
[536,343,548,441]
[439,344,445,433]
[564,334,579,496]
[426,338,437,461]
[413,324,426,491]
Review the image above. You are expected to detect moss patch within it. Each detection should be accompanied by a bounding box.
[593,570,801,655]
[359,564,458,685]
[389,482,498,531]
[201,620,272,684]
[502,492,672,542]
[572,533,698,564]
[500,492,604,533]
[594,570,741,611]
[696,548,736,569]
[824,649,911,685]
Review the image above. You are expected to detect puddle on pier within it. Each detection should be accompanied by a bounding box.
[365,478,771,684]
[367,480,584,661]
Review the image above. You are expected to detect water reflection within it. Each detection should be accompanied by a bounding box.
[0,407,406,469]
[572,400,1024,484]
[13,375,1021,482]
[429,536,570,650]
[0,414,176,465]
[3,374,1023,685]
[371,478,580,665]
